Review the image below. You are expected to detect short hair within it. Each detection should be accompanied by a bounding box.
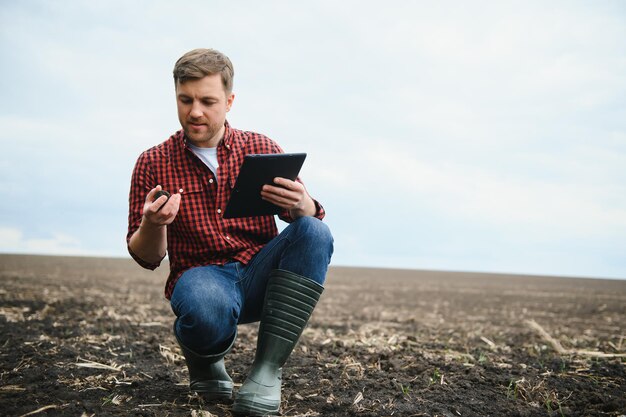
[173,48,234,93]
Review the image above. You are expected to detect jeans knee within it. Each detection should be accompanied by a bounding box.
[292,216,334,253]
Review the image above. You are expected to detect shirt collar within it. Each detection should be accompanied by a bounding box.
[222,120,233,151]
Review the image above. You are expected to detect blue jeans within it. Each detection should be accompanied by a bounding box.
[170,216,334,354]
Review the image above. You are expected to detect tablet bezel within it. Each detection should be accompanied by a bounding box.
[223,153,307,218]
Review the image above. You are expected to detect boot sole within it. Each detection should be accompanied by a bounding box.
[192,380,234,400]
[232,396,279,415]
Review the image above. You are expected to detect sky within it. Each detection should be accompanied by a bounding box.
[1,1,625,279]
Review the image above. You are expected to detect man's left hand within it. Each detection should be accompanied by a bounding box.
[261,177,316,219]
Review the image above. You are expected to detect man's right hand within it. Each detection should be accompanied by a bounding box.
[142,185,181,227]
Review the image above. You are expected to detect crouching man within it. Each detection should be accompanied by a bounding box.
[126,48,333,415]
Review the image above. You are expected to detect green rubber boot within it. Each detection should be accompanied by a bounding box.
[175,322,236,401]
[233,270,324,416]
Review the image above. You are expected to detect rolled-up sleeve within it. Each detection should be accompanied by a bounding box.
[278,194,326,223]
[126,151,163,270]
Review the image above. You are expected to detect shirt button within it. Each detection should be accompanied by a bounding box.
[179,188,184,193]
[217,209,222,214]
[209,179,214,184]
[225,235,230,240]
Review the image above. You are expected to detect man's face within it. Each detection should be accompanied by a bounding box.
[176,74,235,147]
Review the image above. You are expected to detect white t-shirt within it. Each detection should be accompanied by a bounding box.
[188,143,219,178]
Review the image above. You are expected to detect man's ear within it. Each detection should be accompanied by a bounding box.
[226,93,235,112]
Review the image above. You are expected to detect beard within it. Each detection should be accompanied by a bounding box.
[183,119,224,147]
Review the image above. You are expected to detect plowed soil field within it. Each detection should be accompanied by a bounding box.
[1,255,625,416]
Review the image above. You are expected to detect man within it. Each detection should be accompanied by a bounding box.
[126,48,333,415]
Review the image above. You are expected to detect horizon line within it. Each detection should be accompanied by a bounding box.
[1,252,624,281]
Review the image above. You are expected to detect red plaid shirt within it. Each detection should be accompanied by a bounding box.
[127,122,325,299]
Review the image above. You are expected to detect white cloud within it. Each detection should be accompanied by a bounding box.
[0,226,93,256]
[361,145,626,238]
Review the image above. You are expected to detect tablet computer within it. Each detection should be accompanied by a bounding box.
[223,153,307,218]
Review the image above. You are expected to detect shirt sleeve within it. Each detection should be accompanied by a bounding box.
[312,199,326,220]
[126,151,163,270]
